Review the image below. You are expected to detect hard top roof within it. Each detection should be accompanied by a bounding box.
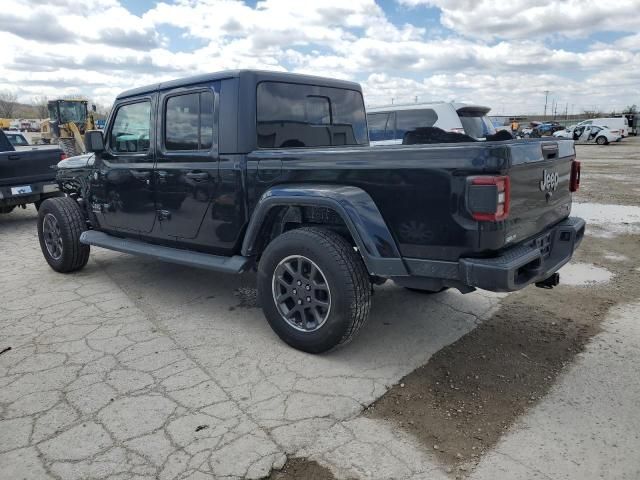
[116,69,363,100]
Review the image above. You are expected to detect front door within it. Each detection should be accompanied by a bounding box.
[96,97,157,233]
[154,88,218,240]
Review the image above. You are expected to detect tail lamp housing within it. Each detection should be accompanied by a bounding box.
[468,175,510,222]
[570,160,581,192]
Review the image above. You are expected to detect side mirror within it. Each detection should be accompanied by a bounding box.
[84,130,104,153]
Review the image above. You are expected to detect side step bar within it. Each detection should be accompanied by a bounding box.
[80,230,250,274]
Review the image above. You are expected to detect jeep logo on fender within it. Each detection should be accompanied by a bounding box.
[540,169,559,192]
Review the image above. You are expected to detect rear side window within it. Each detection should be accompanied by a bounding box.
[458,110,496,139]
[257,82,367,148]
[395,109,438,140]
[165,91,214,151]
[109,101,151,153]
[367,112,395,141]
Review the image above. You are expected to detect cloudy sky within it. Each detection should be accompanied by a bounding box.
[1,0,639,115]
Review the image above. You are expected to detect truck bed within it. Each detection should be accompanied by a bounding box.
[247,138,576,262]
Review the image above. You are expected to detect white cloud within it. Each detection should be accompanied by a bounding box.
[0,0,637,114]
[399,0,640,39]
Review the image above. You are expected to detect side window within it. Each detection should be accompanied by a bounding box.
[368,113,394,141]
[256,81,367,148]
[395,109,438,140]
[165,91,215,151]
[109,101,151,153]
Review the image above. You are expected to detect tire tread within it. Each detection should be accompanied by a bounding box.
[38,197,89,273]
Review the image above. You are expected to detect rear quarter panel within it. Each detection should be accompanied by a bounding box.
[246,142,513,261]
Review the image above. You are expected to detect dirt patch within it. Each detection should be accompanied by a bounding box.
[232,286,259,309]
[268,457,336,480]
[366,233,640,475]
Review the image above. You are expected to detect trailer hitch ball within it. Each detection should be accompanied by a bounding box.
[535,272,560,289]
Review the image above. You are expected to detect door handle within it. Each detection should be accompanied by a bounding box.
[8,154,20,160]
[185,172,209,180]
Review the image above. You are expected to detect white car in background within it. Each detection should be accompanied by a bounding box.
[576,117,629,137]
[367,102,496,144]
[553,125,621,144]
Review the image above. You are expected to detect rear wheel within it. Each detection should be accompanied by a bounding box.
[257,227,371,353]
[596,136,608,145]
[37,197,90,273]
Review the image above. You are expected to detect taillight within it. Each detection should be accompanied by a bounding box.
[468,176,510,221]
[570,160,581,192]
[60,153,67,161]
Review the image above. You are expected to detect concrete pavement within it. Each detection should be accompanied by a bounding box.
[0,206,499,479]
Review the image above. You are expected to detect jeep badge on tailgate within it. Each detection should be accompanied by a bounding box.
[540,169,559,192]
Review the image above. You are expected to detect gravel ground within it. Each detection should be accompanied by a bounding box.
[1,136,638,479]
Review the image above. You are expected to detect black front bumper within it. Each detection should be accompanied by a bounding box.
[403,217,586,292]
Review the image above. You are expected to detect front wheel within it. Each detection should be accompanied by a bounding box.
[596,136,608,145]
[257,227,371,353]
[37,197,90,273]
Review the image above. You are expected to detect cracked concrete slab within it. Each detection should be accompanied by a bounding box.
[2,206,498,479]
[469,302,640,480]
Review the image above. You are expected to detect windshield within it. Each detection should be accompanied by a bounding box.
[58,101,87,124]
[458,110,496,139]
[5,133,28,146]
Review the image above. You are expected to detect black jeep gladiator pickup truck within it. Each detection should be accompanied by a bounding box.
[0,130,65,214]
[37,70,585,353]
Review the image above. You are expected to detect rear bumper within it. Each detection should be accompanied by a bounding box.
[403,217,585,292]
[0,180,59,207]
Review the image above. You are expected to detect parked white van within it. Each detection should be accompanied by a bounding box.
[576,117,629,137]
[367,102,496,145]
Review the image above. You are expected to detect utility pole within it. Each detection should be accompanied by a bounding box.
[543,90,550,117]
[414,95,418,104]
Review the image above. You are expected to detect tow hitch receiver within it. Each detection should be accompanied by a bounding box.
[535,272,560,289]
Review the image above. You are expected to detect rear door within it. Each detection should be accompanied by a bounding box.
[504,140,574,245]
[153,86,218,240]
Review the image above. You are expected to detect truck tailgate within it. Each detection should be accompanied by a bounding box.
[0,148,62,187]
[502,140,574,246]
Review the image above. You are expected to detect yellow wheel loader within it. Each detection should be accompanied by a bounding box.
[40,99,96,156]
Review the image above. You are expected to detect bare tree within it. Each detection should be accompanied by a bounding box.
[623,104,638,114]
[0,91,18,118]
[32,96,49,119]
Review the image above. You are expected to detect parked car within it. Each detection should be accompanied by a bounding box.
[38,70,584,353]
[520,122,564,138]
[3,131,30,147]
[0,130,65,214]
[367,102,496,144]
[576,117,629,137]
[554,125,621,144]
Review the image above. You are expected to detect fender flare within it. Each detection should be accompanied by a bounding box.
[241,184,408,277]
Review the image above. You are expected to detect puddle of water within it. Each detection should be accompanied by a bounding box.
[560,262,613,287]
[571,203,640,237]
